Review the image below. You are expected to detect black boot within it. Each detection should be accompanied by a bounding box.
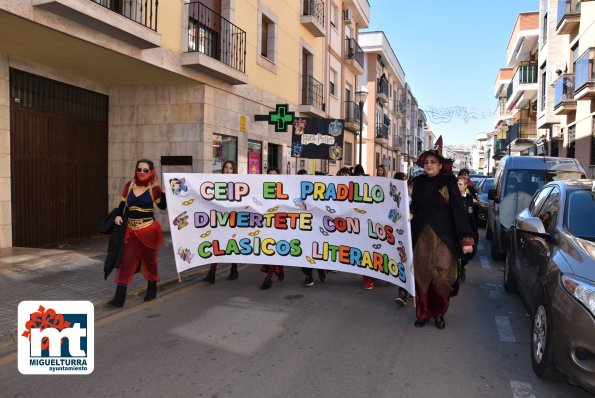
[228,263,239,280]
[260,277,273,290]
[108,284,127,308]
[202,265,217,284]
[144,281,157,302]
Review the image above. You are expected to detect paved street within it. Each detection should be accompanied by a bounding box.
[0,231,592,398]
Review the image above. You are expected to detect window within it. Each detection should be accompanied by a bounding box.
[565,189,595,239]
[529,187,553,216]
[375,152,380,168]
[537,187,560,232]
[329,68,337,96]
[344,142,353,165]
[330,3,338,28]
[542,12,547,45]
[260,15,274,60]
[567,125,576,158]
[212,134,238,173]
[540,63,546,111]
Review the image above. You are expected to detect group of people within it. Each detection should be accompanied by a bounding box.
[105,149,479,331]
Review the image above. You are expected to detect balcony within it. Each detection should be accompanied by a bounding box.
[507,119,536,152]
[376,124,389,144]
[392,134,403,150]
[344,38,364,75]
[182,1,247,85]
[344,101,360,132]
[506,62,538,110]
[299,75,325,117]
[553,74,576,115]
[301,0,325,37]
[556,0,580,35]
[376,76,389,105]
[574,48,595,100]
[33,0,161,48]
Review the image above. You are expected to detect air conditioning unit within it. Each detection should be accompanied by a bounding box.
[343,9,352,23]
[530,101,538,112]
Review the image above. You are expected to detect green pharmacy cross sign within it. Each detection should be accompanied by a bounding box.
[254,104,295,132]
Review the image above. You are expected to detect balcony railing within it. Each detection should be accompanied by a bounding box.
[344,101,360,125]
[345,38,364,69]
[574,48,595,91]
[556,0,580,29]
[92,0,158,30]
[495,139,508,153]
[187,1,246,73]
[377,76,389,98]
[508,120,534,142]
[507,62,538,99]
[393,135,403,148]
[303,0,325,26]
[376,124,389,139]
[302,75,324,110]
[554,74,575,107]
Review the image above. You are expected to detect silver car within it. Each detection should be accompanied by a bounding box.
[504,180,595,393]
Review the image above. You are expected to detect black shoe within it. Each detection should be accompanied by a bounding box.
[318,269,327,283]
[277,267,285,281]
[435,316,446,329]
[414,318,426,328]
[202,266,216,284]
[108,285,127,308]
[228,264,239,280]
[144,281,157,302]
[260,277,273,290]
[304,276,314,287]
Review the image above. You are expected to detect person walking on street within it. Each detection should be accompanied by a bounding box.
[456,176,478,282]
[259,167,285,289]
[410,147,475,329]
[108,159,167,308]
[202,160,240,283]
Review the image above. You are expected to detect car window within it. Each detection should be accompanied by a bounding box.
[479,178,494,194]
[565,189,595,241]
[537,187,560,232]
[505,169,546,196]
[529,187,553,216]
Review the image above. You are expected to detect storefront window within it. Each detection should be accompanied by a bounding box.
[212,134,238,173]
[248,140,262,174]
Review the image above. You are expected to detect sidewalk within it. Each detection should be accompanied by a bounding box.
[0,232,206,353]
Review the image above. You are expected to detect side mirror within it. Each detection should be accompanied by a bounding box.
[517,216,551,241]
[488,188,497,201]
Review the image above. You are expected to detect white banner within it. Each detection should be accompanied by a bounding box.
[164,173,414,294]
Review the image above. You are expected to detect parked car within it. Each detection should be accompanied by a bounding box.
[469,174,485,187]
[504,180,595,393]
[477,177,494,227]
[487,156,586,260]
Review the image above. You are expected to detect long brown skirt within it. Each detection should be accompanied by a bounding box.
[413,224,459,319]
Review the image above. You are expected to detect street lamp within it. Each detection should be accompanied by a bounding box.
[355,87,368,167]
[504,117,515,156]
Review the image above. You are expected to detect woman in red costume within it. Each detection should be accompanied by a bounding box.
[410,147,474,329]
[108,159,166,308]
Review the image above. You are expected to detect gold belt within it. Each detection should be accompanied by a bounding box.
[127,218,154,230]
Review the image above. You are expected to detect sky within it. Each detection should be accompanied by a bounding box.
[365,0,538,146]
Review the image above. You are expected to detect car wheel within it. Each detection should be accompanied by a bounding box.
[531,295,564,380]
[491,231,505,261]
[485,222,493,240]
[503,251,517,293]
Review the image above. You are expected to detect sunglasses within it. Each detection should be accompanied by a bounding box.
[136,168,151,173]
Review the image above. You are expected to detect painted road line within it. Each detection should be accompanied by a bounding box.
[495,316,516,342]
[480,255,491,269]
[510,381,535,398]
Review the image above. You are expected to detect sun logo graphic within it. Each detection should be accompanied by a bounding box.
[18,301,94,375]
